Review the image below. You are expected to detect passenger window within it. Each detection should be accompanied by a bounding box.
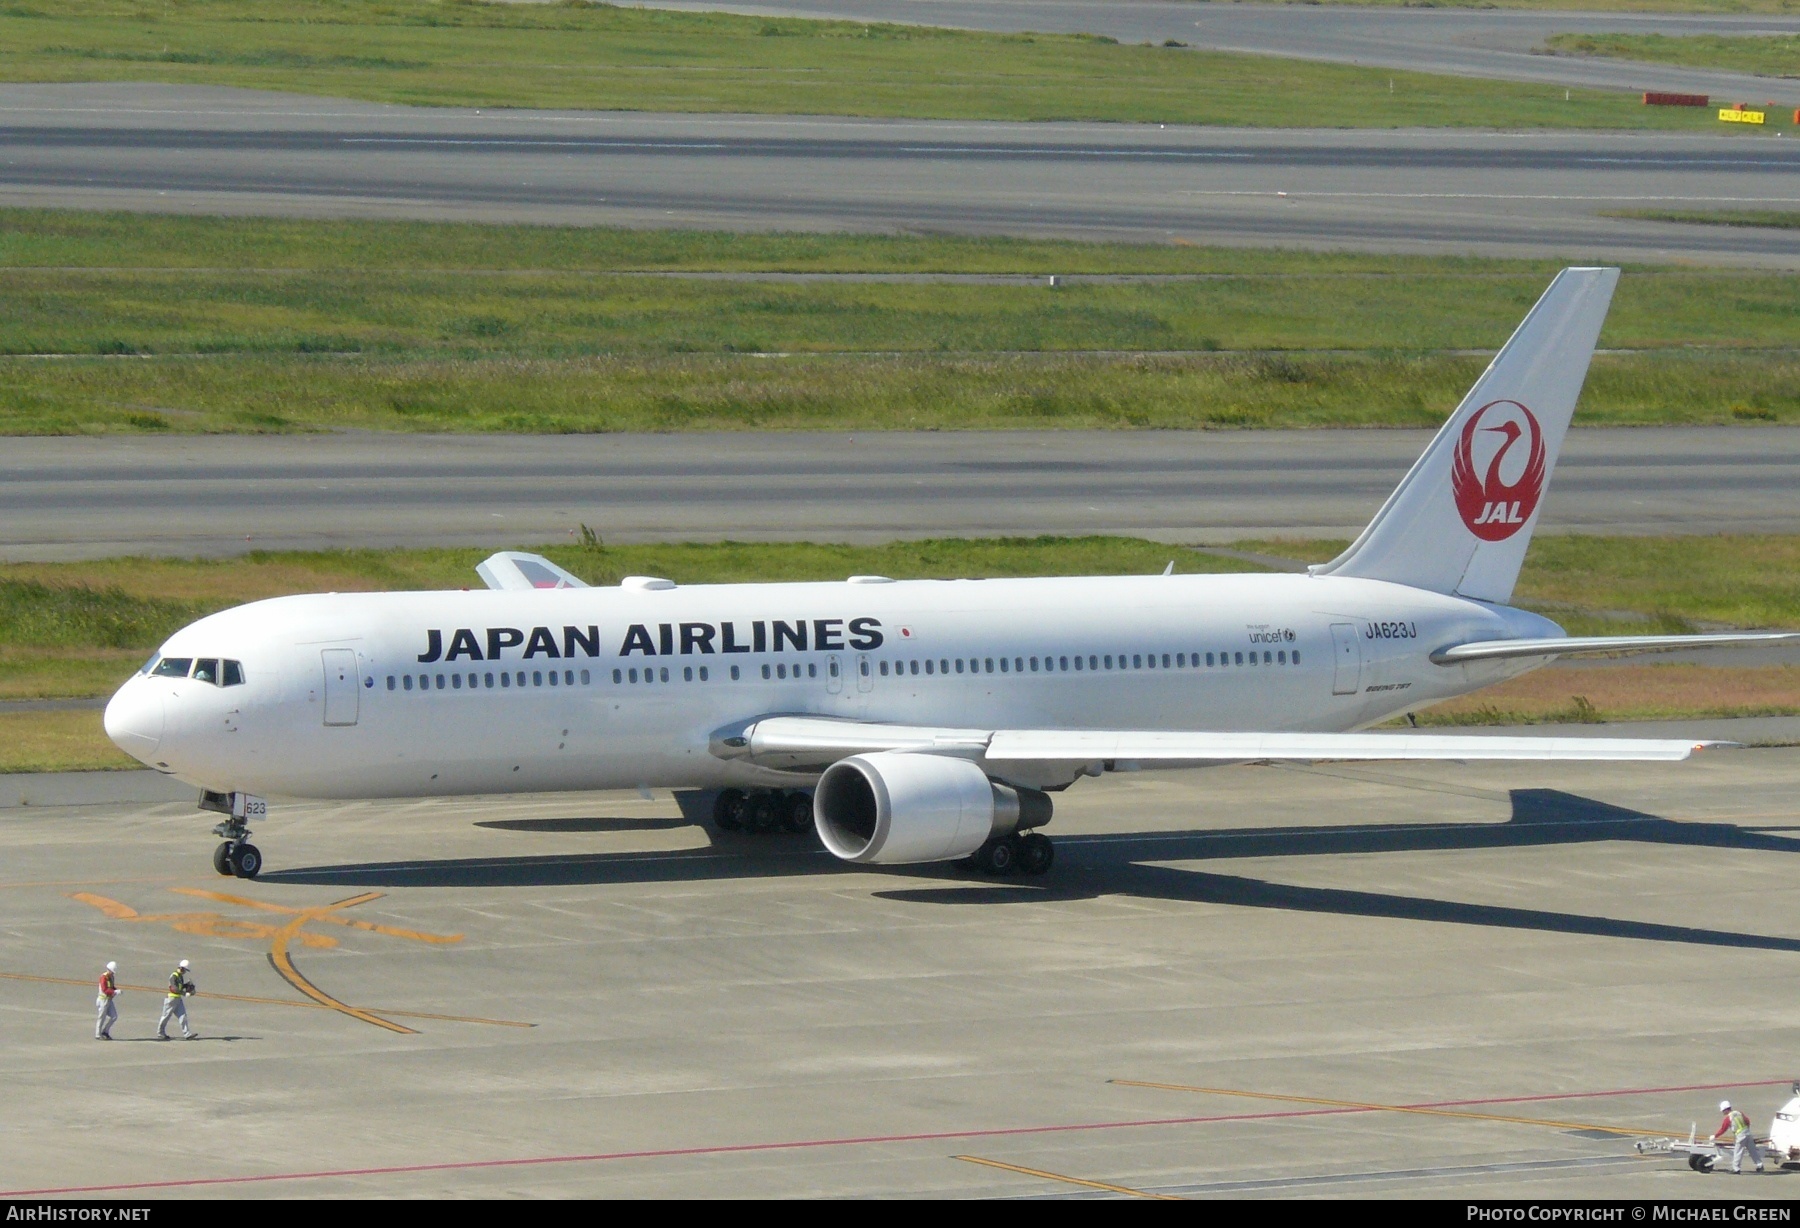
[533,671,543,686]
[580,670,590,685]
[452,674,462,689]
[684,666,694,682]
[1162,654,1170,668]
[152,657,192,679]
[985,658,994,673]
[762,664,771,680]
[612,669,622,684]
[910,660,919,676]
[1234,653,1243,666]
[628,668,638,683]
[777,663,787,679]
[925,660,934,676]
[1264,651,1272,664]
[436,673,446,689]
[730,665,740,680]
[403,675,413,692]
[386,676,396,691]
[1278,651,1286,665]
[1293,650,1301,665]
[698,666,708,681]
[549,671,559,687]
[223,660,245,686]
[880,661,889,676]
[1132,655,1141,669]
[1104,655,1113,670]
[954,659,964,675]
[1059,656,1069,671]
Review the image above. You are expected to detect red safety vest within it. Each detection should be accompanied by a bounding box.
[98,971,116,998]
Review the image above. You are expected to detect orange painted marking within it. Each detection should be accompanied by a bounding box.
[1111,1080,1663,1138]
[0,971,530,1028]
[65,887,468,1033]
[954,1155,1180,1199]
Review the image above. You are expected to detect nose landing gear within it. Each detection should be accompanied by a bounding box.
[199,790,266,879]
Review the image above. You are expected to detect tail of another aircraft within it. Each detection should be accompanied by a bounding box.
[1310,266,1619,604]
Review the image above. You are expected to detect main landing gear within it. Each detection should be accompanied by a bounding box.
[199,790,265,879]
[712,788,814,836]
[971,831,1054,877]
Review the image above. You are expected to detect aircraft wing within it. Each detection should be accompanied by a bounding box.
[475,551,589,591]
[1432,632,1799,664]
[713,715,1725,771]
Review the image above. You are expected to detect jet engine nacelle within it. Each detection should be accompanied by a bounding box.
[813,751,1051,865]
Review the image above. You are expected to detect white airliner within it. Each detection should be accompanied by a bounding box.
[104,268,1796,880]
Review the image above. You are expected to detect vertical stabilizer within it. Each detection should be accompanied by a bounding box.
[1310,267,1618,603]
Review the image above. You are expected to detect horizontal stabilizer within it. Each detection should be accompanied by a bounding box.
[475,551,589,591]
[1433,632,1800,665]
[713,715,1722,769]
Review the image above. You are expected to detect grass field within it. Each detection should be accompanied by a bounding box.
[0,1,1775,132]
[9,533,1795,771]
[4,210,1798,433]
[1545,32,1800,78]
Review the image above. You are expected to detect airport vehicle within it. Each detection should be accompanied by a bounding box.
[103,268,1798,879]
[1637,1086,1800,1171]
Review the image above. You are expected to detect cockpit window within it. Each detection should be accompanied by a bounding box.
[222,660,244,687]
[151,657,192,678]
[140,653,161,676]
[192,658,220,685]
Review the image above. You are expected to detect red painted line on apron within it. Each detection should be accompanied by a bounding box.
[7,1076,1787,1196]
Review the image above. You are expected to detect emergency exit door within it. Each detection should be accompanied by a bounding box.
[321,648,360,726]
[1329,623,1361,696]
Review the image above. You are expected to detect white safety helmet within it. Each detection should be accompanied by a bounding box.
[178,959,189,969]
[1721,1100,1732,1112]
[105,961,116,972]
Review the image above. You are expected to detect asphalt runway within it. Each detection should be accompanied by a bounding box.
[4,83,1798,265]
[638,0,1800,107]
[4,747,1799,1196]
[4,427,1796,561]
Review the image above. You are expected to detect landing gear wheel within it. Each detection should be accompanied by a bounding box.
[743,792,777,834]
[1018,832,1054,875]
[973,837,1016,875]
[713,788,746,832]
[229,843,262,879]
[782,792,813,835]
[212,842,234,876]
[1690,1154,1716,1173]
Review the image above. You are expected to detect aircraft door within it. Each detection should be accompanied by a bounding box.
[321,648,361,726]
[1329,623,1361,696]
[855,653,873,693]
[826,655,843,695]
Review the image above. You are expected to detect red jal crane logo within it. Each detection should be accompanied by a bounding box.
[1451,400,1546,542]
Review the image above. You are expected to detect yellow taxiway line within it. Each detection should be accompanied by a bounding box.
[953,1154,1181,1199]
[1110,1080,1665,1138]
[0,970,532,1028]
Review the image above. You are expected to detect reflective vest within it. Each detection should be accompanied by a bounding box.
[98,971,116,998]
[1728,1109,1752,1140]
[167,970,188,999]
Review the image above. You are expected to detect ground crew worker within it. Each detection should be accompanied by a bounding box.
[94,961,118,1040]
[1713,1100,1765,1174]
[156,959,197,1041]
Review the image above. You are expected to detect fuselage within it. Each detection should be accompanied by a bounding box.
[103,571,1561,799]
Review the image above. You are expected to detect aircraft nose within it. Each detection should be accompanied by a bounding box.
[103,680,164,763]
